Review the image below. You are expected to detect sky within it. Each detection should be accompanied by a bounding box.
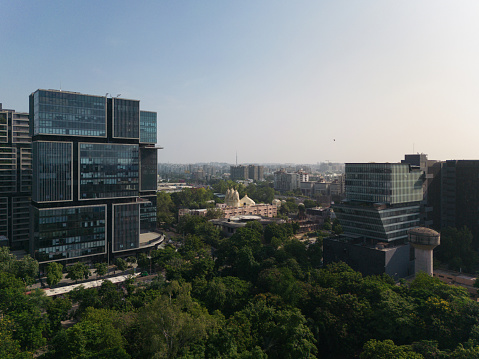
[2,1,479,164]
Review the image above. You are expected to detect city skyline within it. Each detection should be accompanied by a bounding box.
[2,1,479,164]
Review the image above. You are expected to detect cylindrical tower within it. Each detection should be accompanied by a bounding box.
[408,227,440,276]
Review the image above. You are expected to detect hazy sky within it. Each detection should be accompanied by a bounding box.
[2,1,479,164]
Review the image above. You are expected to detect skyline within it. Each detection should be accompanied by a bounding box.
[2,1,479,164]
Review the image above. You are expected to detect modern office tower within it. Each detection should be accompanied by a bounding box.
[0,104,32,251]
[334,163,423,242]
[29,90,158,263]
[325,161,424,278]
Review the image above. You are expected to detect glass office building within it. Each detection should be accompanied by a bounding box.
[140,111,157,144]
[140,147,157,191]
[31,90,106,137]
[32,141,72,202]
[32,205,106,262]
[113,98,139,139]
[345,163,423,204]
[0,105,32,250]
[79,143,139,199]
[113,203,140,252]
[334,163,424,243]
[30,89,158,263]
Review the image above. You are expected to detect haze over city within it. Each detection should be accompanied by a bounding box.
[2,1,479,164]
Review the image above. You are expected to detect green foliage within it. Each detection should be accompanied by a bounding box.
[94,262,108,277]
[171,187,215,210]
[279,198,298,216]
[196,276,252,317]
[303,199,318,208]
[115,258,129,272]
[360,339,423,359]
[50,308,130,358]
[157,191,176,227]
[205,207,224,220]
[46,297,72,334]
[332,218,343,234]
[45,262,63,287]
[66,262,90,283]
[0,247,39,285]
[132,281,218,358]
[227,299,317,358]
[435,227,478,272]
[244,181,275,204]
[0,317,33,359]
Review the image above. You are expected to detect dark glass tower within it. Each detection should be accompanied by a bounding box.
[0,104,32,250]
[30,90,158,263]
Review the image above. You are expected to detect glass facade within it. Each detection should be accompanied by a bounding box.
[33,141,72,202]
[140,147,157,191]
[345,163,423,204]
[334,204,421,242]
[79,143,139,199]
[140,196,157,233]
[140,111,157,144]
[32,90,106,137]
[113,98,139,139]
[33,205,106,262]
[113,203,139,251]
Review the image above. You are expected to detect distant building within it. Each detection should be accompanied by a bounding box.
[0,104,31,251]
[274,169,300,191]
[230,165,264,181]
[179,188,278,219]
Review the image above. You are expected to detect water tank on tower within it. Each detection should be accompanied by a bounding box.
[408,227,440,276]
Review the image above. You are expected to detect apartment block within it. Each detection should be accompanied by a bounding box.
[0,104,31,251]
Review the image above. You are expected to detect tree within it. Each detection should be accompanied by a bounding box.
[46,296,72,333]
[50,307,130,358]
[435,227,477,272]
[0,317,32,359]
[46,262,63,287]
[228,299,318,358]
[134,281,218,358]
[332,222,343,235]
[115,258,129,272]
[95,262,108,277]
[360,339,423,359]
[303,199,318,208]
[0,247,39,285]
[15,255,39,286]
[322,221,332,231]
[66,262,90,283]
[205,207,224,220]
[157,191,176,227]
